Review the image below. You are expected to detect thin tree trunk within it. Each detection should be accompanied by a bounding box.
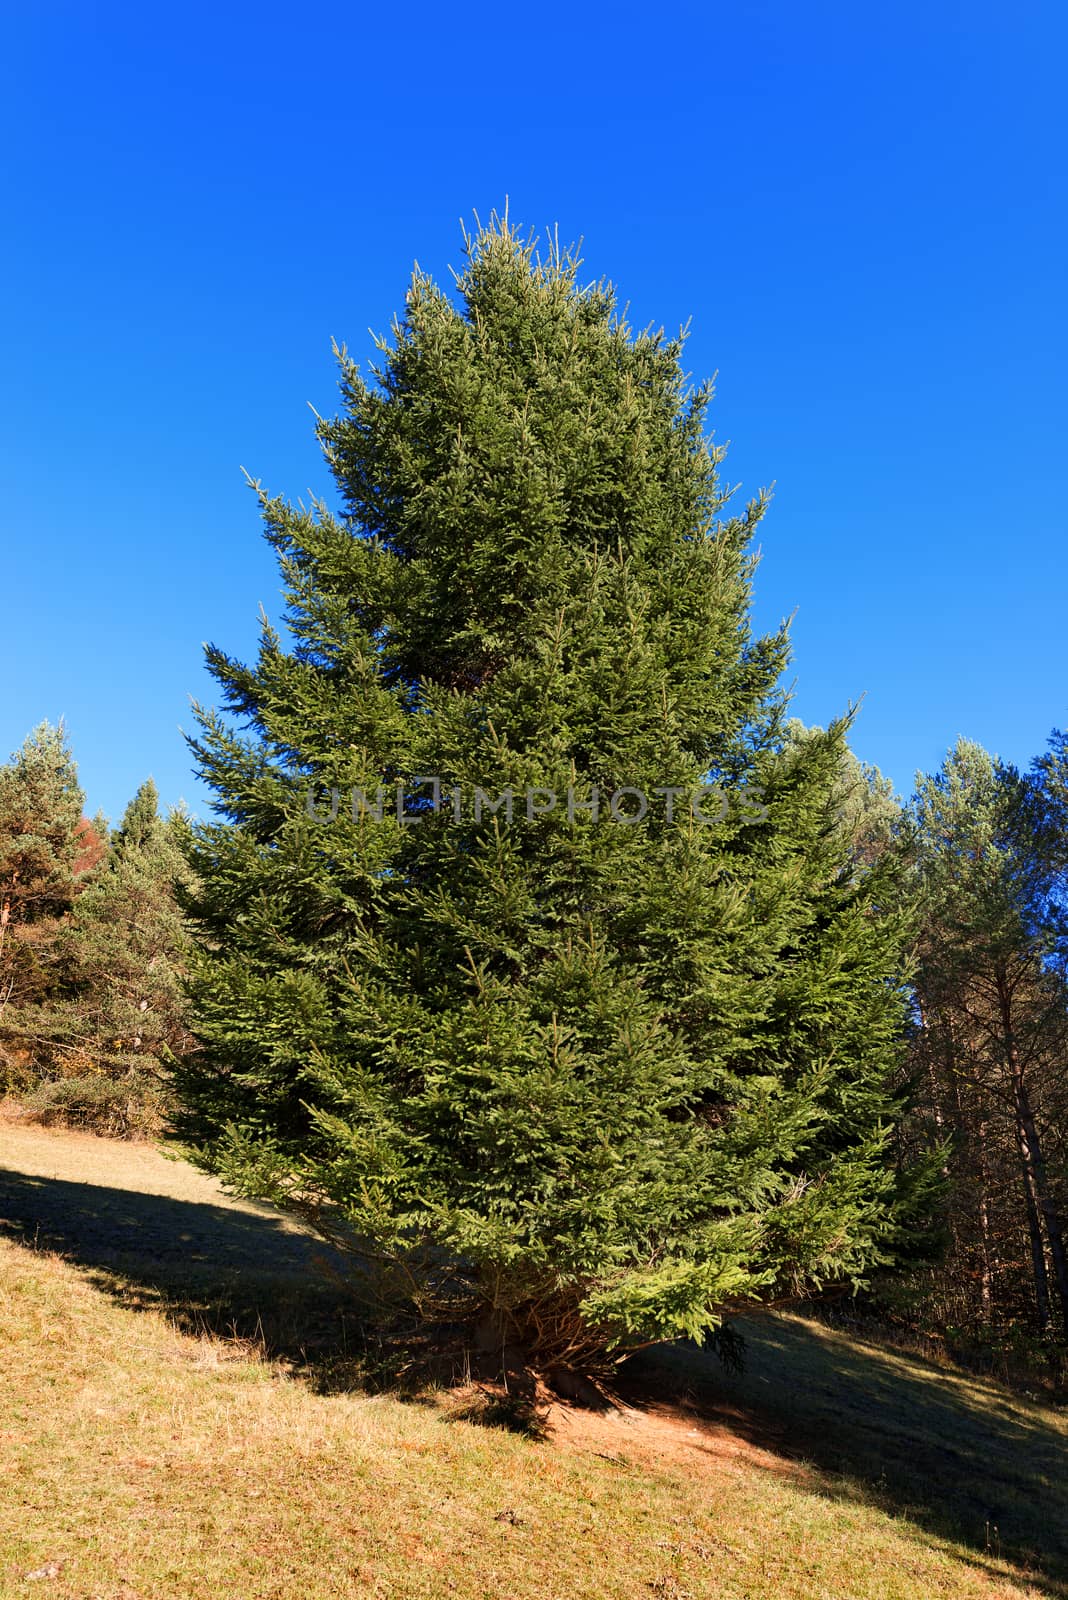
[997,971,1068,1338]
[948,1051,992,1325]
[975,1113,994,1324]
[1017,1130,1051,1333]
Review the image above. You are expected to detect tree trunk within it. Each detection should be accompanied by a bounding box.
[1017,1134,1052,1334]
[975,1114,994,1324]
[997,971,1068,1338]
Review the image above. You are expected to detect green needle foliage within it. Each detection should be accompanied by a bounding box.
[180,218,922,1378]
[0,722,88,1085]
[44,780,196,1077]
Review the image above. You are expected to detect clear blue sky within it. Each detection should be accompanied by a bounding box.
[2,1,1065,824]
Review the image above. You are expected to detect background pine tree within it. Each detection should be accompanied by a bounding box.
[112,777,160,856]
[180,219,925,1379]
[0,722,87,1086]
[50,781,194,1069]
[23,780,197,1135]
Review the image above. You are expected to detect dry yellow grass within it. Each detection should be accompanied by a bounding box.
[1,1120,1065,1600]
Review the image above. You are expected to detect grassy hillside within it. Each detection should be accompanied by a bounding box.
[1,1120,1065,1600]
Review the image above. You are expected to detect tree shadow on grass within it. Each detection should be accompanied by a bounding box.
[0,1165,376,1387]
[624,1314,1068,1596]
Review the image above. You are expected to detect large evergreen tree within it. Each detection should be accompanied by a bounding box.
[181,220,920,1378]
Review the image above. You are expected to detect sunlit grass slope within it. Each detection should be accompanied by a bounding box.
[1,1121,1064,1600]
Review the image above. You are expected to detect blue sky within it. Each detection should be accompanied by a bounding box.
[1,1,1065,823]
